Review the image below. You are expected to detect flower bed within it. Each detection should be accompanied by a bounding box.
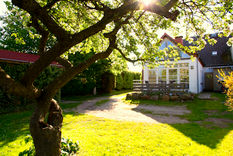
[126,92,195,102]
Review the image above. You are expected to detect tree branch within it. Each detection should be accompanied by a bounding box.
[44,0,61,10]
[41,19,128,99]
[164,0,179,10]
[0,67,39,98]
[115,47,144,63]
[15,0,179,87]
[55,57,72,69]
[42,35,117,99]
[30,17,49,54]
[30,17,73,69]
[12,0,70,41]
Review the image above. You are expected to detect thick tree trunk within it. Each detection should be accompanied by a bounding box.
[30,99,63,156]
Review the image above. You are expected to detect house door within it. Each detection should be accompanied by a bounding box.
[204,72,213,91]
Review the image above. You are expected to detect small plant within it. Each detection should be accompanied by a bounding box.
[218,70,233,111]
[19,136,79,156]
[61,138,80,156]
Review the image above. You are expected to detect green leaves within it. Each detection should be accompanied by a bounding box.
[10,33,26,45]
[61,138,80,156]
[2,0,232,67]
[19,137,80,156]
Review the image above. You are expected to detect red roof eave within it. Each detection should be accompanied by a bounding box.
[0,49,62,67]
[160,33,179,45]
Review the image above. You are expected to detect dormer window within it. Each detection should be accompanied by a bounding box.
[210,33,217,38]
[212,51,217,56]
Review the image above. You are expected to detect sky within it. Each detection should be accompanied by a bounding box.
[0,1,8,16]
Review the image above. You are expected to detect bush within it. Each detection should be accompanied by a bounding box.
[115,74,124,90]
[61,138,80,155]
[61,78,96,96]
[19,136,79,156]
[219,70,233,111]
[61,51,111,96]
[115,71,141,90]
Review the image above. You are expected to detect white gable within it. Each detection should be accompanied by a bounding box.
[159,37,190,59]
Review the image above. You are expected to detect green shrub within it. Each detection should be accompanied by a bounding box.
[19,136,79,156]
[115,71,141,90]
[61,78,96,96]
[115,74,124,90]
[61,138,80,155]
[61,51,111,96]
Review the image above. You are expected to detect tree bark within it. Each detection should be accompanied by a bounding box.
[30,99,63,156]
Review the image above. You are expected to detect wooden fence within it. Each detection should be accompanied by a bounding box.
[133,80,189,94]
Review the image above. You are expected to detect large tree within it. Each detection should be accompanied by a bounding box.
[0,0,232,155]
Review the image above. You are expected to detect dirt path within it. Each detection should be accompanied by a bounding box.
[65,95,190,124]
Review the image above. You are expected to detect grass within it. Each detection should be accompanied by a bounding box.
[62,90,131,101]
[60,102,81,110]
[62,114,233,156]
[95,99,110,106]
[0,111,32,155]
[126,93,233,121]
[0,92,233,155]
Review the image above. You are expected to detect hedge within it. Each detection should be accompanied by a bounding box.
[115,71,141,90]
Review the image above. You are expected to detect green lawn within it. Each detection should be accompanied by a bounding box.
[0,92,233,155]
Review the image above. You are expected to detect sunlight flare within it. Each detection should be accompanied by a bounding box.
[142,0,156,6]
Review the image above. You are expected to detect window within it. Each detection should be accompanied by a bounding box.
[149,70,156,82]
[179,63,189,68]
[180,69,189,83]
[159,42,167,50]
[158,69,166,83]
[169,69,177,83]
[147,63,189,84]
[159,40,174,50]
[212,51,217,56]
[180,51,190,59]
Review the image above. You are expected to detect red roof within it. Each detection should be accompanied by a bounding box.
[0,49,62,67]
[161,33,184,45]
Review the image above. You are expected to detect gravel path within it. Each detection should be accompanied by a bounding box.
[65,95,190,124]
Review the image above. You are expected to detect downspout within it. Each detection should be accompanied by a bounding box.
[196,58,199,93]
[142,62,145,83]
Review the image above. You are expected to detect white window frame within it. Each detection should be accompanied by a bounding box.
[149,63,189,84]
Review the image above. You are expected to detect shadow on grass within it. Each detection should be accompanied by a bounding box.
[172,123,233,149]
[0,111,32,148]
[63,92,233,150]
[0,90,131,148]
[127,93,233,149]
[1,92,232,151]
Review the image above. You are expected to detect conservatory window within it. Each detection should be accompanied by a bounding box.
[158,69,166,83]
[148,63,189,84]
[169,69,178,83]
[180,69,189,83]
[149,70,156,82]
[179,63,189,68]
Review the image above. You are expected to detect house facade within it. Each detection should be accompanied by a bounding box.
[143,33,233,94]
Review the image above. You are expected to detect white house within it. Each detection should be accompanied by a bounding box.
[143,33,233,94]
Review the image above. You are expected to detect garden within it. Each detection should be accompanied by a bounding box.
[0,0,233,155]
[0,91,232,155]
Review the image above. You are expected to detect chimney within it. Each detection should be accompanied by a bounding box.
[175,36,183,45]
